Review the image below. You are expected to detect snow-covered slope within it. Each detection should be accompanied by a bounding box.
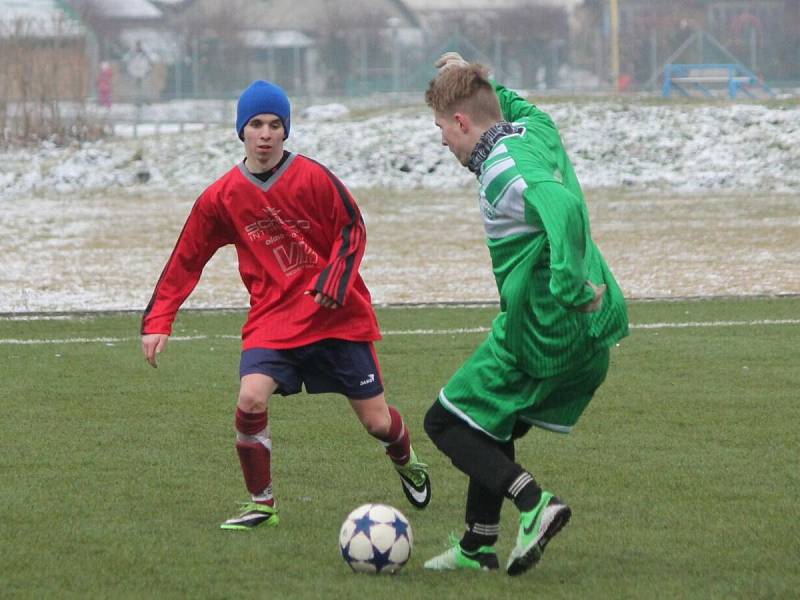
[2,99,798,199]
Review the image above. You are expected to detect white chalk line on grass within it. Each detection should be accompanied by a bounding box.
[1,320,798,346]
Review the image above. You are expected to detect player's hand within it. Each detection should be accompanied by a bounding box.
[313,292,339,310]
[142,333,169,368]
[435,52,468,71]
[577,281,607,313]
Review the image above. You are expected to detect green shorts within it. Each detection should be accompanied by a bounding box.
[439,333,610,441]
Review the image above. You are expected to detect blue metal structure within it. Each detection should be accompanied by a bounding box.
[663,63,774,99]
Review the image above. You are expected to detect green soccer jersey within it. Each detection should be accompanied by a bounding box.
[478,82,629,377]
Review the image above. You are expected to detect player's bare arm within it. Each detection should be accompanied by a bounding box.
[142,333,169,368]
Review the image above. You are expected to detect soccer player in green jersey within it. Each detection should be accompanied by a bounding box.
[422,53,629,576]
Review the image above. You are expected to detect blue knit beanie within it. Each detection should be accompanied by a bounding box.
[236,80,291,140]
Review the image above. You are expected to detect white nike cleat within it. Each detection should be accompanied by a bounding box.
[506,491,571,576]
[219,502,279,531]
[394,447,431,509]
[425,535,499,571]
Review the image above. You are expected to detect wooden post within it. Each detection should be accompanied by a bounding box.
[610,0,620,92]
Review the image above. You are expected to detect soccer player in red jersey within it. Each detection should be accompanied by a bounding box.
[141,80,431,529]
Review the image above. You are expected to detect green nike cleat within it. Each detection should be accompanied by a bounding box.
[506,491,571,576]
[220,502,279,530]
[394,447,431,509]
[424,536,499,571]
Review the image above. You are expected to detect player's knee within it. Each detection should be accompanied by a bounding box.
[361,413,390,438]
[237,389,267,413]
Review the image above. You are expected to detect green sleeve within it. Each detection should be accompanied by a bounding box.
[493,80,554,128]
[524,183,595,309]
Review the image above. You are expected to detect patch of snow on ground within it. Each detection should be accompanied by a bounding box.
[1,99,799,312]
[2,99,799,200]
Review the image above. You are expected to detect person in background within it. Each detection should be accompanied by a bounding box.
[97,62,113,109]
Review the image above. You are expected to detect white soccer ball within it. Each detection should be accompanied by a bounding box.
[339,503,413,574]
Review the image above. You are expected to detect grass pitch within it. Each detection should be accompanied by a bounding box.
[1,297,798,598]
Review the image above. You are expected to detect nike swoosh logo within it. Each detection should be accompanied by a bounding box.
[400,476,429,504]
[523,516,539,536]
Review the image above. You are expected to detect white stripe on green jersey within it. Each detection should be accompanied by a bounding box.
[466,81,629,377]
[479,139,541,240]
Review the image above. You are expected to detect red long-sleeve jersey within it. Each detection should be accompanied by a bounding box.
[141,153,381,349]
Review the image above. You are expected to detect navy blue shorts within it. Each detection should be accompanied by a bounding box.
[239,339,384,400]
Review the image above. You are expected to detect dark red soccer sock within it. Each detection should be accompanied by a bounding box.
[236,407,267,436]
[379,405,411,466]
[235,408,273,506]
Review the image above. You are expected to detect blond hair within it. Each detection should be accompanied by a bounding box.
[425,63,502,123]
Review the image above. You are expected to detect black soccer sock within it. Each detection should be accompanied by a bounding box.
[462,477,503,551]
[507,471,542,512]
[461,521,500,552]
